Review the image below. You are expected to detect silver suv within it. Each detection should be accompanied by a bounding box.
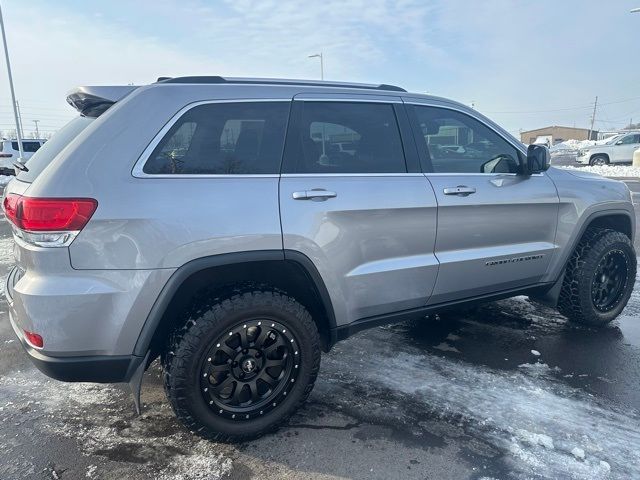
[577,131,640,165]
[3,77,636,442]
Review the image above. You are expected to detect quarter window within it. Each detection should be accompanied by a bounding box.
[411,106,521,174]
[283,102,406,174]
[143,102,290,175]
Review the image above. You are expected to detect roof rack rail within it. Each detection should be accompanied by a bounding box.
[156,76,406,92]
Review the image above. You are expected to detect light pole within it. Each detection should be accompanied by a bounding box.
[0,3,24,160]
[308,52,324,80]
[33,119,40,138]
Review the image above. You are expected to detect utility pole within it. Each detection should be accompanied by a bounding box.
[588,96,598,141]
[33,119,40,138]
[0,3,24,159]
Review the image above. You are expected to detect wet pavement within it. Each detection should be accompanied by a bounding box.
[1,182,640,480]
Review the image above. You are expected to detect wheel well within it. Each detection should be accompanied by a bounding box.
[147,259,334,357]
[586,214,633,240]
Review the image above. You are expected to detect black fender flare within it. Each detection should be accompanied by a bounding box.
[132,249,336,357]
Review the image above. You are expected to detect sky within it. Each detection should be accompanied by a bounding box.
[0,0,639,139]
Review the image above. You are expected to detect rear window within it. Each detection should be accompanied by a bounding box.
[17,116,93,182]
[143,101,290,175]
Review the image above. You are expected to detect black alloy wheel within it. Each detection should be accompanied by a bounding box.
[201,319,300,420]
[591,249,629,312]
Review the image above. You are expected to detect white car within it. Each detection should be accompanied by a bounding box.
[0,139,46,175]
[577,132,640,165]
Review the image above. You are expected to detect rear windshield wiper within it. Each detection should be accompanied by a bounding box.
[13,161,29,172]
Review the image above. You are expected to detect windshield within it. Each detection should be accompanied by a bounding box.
[17,116,94,183]
[605,135,623,145]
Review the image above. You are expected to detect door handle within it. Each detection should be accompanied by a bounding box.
[292,189,337,201]
[443,185,476,196]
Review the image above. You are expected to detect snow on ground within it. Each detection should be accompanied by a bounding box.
[559,164,640,177]
[323,312,640,480]
[0,372,234,480]
[0,175,13,187]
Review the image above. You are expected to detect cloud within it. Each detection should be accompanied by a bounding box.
[0,0,638,136]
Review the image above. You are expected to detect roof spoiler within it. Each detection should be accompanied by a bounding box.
[66,85,139,116]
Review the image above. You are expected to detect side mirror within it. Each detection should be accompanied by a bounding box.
[526,144,550,174]
[616,140,623,145]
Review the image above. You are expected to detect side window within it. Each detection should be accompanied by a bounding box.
[412,105,521,174]
[618,134,640,145]
[283,102,406,174]
[143,102,289,175]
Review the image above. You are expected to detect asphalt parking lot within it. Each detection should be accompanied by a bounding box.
[1,178,640,480]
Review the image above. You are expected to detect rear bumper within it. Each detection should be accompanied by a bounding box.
[23,347,140,383]
[4,262,171,382]
[6,275,142,382]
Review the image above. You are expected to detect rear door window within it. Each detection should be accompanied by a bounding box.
[282,101,406,174]
[143,102,290,175]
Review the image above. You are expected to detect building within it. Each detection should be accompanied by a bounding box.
[520,126,598,145]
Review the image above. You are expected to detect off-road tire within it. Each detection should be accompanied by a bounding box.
[162,290,321,442]
[590,155,609,166]
[558,228,636,326]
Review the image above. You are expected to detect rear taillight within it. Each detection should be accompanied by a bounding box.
[3,194,97,247]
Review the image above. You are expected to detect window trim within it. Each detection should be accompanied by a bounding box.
[404,101,529,176]
[132,98,291,179]
[281,99,410,175]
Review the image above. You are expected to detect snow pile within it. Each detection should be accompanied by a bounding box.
[560,164,640,178]
[550,139,595,154]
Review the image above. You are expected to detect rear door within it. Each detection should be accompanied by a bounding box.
[279,95,438,325]
[406,102,560,304]
[611,133,640,163]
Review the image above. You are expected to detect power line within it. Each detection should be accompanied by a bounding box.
[484,95,640,115]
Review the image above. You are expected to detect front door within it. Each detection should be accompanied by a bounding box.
[279,97,438,325]
[407,103,560,304]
